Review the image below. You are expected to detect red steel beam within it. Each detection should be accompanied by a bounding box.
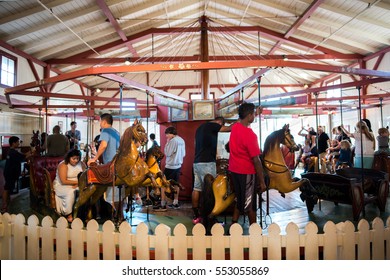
[6,60,390,95]
[285,0,324,38]
[253,77,389,101]
[100,74,188,102]
[96,0,138,57]
[269,0,324,54]
[46,53,362,65]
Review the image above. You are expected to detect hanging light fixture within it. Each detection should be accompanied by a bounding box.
[125,57,131,65]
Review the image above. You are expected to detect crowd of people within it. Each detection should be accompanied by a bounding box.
[294,118,389,174]
[1,106,389,229]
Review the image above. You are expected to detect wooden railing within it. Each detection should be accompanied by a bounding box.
[1,213,389,260]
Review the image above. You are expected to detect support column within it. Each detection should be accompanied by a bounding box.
[200,16,209,100]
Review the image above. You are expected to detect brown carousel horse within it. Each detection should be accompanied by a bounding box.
[73,120,166,220]
[262,124,312,194]
[132,145,176,206]
[203,124,317,227]
[30,130,43,155]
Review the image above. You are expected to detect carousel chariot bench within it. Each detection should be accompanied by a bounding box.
[301,172,370,221]
[335,168,389,212]
[29,155,63,214]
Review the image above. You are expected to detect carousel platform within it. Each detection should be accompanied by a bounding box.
[2,172,390,236]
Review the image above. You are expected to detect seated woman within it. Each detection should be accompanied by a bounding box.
[53,149,86,222]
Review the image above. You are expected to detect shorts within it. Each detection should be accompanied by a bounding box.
[230,172,257,213]
[4,177,17,191]
[164,167,181,182]
[193,162,217,192]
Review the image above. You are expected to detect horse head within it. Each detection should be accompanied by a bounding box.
[146,145,164,162]
[281,124,299,152]
[30,130,40,147]
[132,119,148,146]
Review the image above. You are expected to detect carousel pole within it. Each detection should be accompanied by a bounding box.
[256,77,266,227]
[38,108,42,132]
[85,100,90,162]
[314,92,320,172]
[73,108,76,122]
[117,83,124,223]
[145,90,150,222]
[146,90,150,150]
[119,83,123,134]
[357,86,365,216]
[379,97,384,127]
[44,98,49,136]
[339,89,343,126]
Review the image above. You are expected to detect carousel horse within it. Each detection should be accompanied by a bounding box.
[30,130,42,155]
[203,124,317,224]
[73,119,162,220]
[262,124,312,194]
[126,145,176,211]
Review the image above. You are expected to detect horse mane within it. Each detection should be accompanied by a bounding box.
[118,125,134,155]
[145,146,155,159]
[262,128,285,156]
[146,145,163,161]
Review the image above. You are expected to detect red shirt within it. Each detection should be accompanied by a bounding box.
[228,122,260,174]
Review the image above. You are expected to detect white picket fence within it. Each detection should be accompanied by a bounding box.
[1,212,389,260]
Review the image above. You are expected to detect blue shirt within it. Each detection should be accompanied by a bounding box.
[99,127,120,164]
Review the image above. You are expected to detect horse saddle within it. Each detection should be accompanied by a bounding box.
[87,161,115,185]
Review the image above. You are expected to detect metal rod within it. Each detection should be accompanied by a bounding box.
[119,83,123,135]
[357,86,365,216]
[314,92,320,172]
[379,97,384,127]
[146,91,149,149]
[85,101,90,162]
[45,98,48,135]
[339,88,343,125]
[256,77,264,227]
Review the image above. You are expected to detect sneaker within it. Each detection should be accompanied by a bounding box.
[168,203,180,209]
[192,216,202,225]
[153,205,167,212]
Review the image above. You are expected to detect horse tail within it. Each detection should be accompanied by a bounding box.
[201,173,216,235]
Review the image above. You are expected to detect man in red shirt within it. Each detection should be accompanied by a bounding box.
[228,102,266,225]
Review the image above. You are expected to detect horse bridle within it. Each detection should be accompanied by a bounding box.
[263,129,294,174]
[283,130,297,152]
[263,158,290,174]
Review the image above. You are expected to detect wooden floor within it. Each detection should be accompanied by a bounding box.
[4,177,390,236]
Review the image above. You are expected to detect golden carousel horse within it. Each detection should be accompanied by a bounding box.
[262,124,311,194]
[203,124,317,227]
[137,146,176,204]
[73,120,166,220]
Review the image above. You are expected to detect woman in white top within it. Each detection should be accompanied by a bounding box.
[53,149,86,222]
[341,121,375,169]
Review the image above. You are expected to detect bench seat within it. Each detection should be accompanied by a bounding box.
[301,172,365,220]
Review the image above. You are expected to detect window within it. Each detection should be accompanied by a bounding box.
[0,51,17,87]
[121,101,136,111]
[190,92,215,100]
[326,77,341,98]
